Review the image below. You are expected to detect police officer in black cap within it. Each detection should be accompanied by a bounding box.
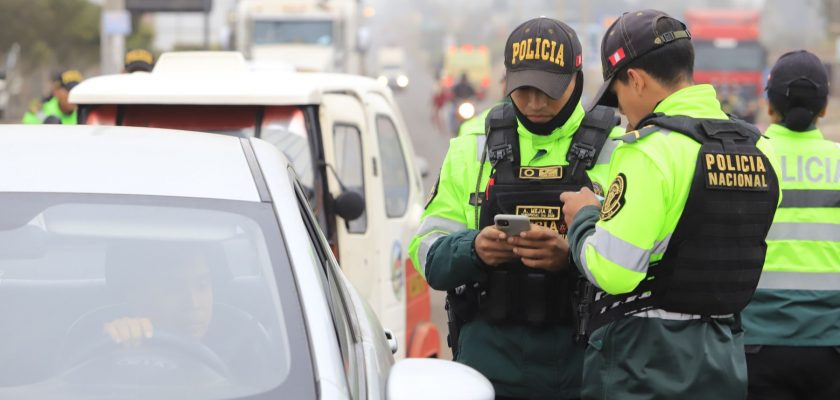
[741,50,840,399]
[410,16,622,400]
[561,9,781,399]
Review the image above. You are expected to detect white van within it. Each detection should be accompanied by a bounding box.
[69,52,440,359]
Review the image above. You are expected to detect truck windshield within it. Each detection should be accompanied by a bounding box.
[694,41,765,71]
[253,20,333,46]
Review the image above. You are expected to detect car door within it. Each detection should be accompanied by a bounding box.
[319,93,379,312]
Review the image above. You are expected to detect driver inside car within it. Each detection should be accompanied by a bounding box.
[62,241,277,385]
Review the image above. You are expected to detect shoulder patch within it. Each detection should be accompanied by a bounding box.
[600,173,627,221]
[424,175,440,209]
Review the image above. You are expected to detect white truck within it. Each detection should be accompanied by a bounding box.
[234,0,364,73]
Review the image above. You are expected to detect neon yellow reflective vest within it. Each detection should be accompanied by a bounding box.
[21,96,77,125]
[742,123,840,346]
[408,102,622,398]
[574,84,781,296]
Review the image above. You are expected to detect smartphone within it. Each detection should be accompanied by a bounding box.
[494,214,531,236]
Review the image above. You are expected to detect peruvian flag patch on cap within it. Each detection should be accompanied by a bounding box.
[575,54,582,67]
[609,48,626,66]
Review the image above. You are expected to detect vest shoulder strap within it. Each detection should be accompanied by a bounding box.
[567,105,619,170]
[642,114,761,146]
[484,103,519,168]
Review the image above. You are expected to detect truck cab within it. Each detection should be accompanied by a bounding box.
[685,9,767,123]
[68,51,440,359]
[234,0,362,73]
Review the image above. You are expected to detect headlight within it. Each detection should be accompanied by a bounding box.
[396,75,409,88]
[377,75,389,86]
[458,102,476,119]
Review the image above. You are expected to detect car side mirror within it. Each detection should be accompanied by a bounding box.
[334,190,365,221]
[386,359,494,400]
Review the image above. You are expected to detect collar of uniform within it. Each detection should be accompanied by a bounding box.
[653,84,728,120]
[516,102,585,147]
[764,123,825,140]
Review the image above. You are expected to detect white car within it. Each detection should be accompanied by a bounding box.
[69,52,439,359]
[0,125,492,399]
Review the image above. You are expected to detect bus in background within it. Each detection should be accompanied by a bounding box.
[685,9,766,123]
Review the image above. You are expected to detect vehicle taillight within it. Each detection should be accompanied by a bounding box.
[461,44,473,53]
[480,76,491,88]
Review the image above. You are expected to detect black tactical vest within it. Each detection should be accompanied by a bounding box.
[469,103,618,326]
[587,115,780,330]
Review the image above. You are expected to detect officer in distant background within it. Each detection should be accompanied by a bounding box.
[561,9,781,399]
[22,69,82,125]
[409,17,622,399]
[741,49,840,400]
[124,49,154,73]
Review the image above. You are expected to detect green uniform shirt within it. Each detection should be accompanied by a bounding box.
[742,124,840,346]
[409,102,622,398]
[568,84,781,400]
[21,97,77,125]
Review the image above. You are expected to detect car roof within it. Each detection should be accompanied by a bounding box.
[0,125,275,202]
[69,51,392,106]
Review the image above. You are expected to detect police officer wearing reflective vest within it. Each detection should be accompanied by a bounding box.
[559,10,782,399]
[21,70,82,125]
[408,17,622,399]
[741,50,840,399]
[124,49,155,73]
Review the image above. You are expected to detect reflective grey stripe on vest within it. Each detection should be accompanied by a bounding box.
[417,232,447,276]
[416,216,467,237]
[416,217,466,275]
[766,222,840,242]
[584,228,672,275]
[780,189,840,208]
[476,136,487,162]
[595,139,618,165]
[757,271,840,290]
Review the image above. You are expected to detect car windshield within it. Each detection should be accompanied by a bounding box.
[85,104,315,190]
[694,40,765,71]
[252,20,334,46]
[0,193,314,399]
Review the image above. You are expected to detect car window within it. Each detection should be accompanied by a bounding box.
[375,115,410,217]
[0,193,314,399]
[292,175,365,399]
[94,104,316,191]
[333,124,367,233]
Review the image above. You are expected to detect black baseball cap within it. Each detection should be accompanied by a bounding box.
[591,10,691,109]
[767,50,829,99]
[125,49,155,73]
[504,17,583,100]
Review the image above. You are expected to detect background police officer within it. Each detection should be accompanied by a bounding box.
[561,9,781,399]
[409,17,621,399]
[741,50,840,399]
[124,48,155,73]
[21,69,82,125]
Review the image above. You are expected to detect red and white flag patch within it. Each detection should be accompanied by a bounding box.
[575,54,582,67]
[609,48,626,66]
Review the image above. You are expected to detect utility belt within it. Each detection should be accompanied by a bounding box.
[448,267,574,327]
[572,264,747,345]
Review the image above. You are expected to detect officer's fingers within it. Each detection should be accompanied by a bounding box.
[126,319,147,346]
[578,186,595,196]
[479,226,507,241]
[512,246,550,260]
[519,225,557,240]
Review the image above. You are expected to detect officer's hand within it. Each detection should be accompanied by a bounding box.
[507,224,569,271]
[103,317,154,347]
[474,226,518,266]
[560,187,601,228]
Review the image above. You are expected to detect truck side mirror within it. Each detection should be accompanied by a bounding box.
[334,190,365,221]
